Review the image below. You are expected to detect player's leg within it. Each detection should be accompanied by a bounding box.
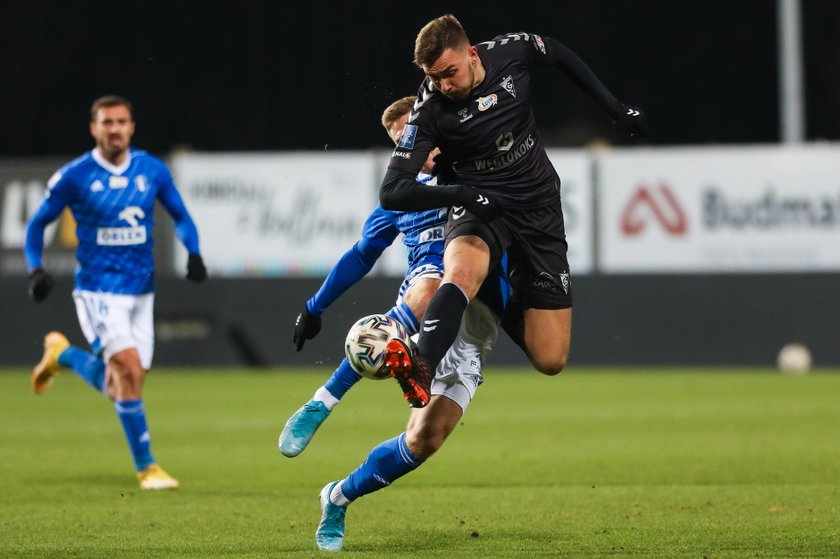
[279,275,441,457]
[31,291,110,394]
[513,202,574,375]
[316,303,492,550]
[389,234,492,408]
[316,396,461,551]
[523,307,572,374]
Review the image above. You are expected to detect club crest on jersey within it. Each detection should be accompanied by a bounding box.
[135,175,147,192]
[109,176,129,189]
[398,124,418,149]
[500,75,517,98]
[476,94,498,112]
[533,34,546,54]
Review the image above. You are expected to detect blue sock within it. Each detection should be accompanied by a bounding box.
[114,399,155,471]
[341,432,424,501]
[58,346,105,392]
[324,359,362,400]
[387,302,420,336]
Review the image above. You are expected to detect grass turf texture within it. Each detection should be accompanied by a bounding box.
[1,368,838,558]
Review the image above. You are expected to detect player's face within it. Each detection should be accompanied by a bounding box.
[388,113,440,175]
[423,45,481,101]
[90,105,135,158]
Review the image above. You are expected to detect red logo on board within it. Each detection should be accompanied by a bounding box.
[621,184,687,235]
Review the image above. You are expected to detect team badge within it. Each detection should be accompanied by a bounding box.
[476,94,498,112]
[109,176,129,189]
[398,124,418,149]
[500,75,517,98]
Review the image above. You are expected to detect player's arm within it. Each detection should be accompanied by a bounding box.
[294,207,400,350]
[23,173,73,301]
[156,166,206,282]
[539,35,648,136]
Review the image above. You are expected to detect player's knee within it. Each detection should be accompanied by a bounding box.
[530,352,568,376]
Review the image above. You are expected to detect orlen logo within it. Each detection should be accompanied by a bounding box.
[621,184,687,235]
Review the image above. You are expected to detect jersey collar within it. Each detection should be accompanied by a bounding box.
[92,147,132,175]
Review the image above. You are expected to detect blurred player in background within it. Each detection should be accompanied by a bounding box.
[379,15,649,407]
[24,95,207,490]
[278,96,446,457]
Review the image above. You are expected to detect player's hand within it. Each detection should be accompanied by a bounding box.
[614,104,649,137]
[431,152,457,184]
[458,185,499,222]
[293,308,322,351]
[28,268,54,302]
[186,253,207,282]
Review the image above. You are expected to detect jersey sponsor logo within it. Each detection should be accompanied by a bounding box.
[474,134,535,171]
[398,124,418,149]
[418,225,444,243]
[109,176,129,189]
[621,184,688,235]
[118,206,146,227]
[476,94,498,112]
[496,132,515,151]
[96,226,147,246]
[500,75,517,98]
[391,149,411,159]
[533,34,546,54]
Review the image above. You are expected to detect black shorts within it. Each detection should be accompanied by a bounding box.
[445,200,572,310]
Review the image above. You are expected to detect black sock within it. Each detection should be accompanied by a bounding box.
[417,282,469,369]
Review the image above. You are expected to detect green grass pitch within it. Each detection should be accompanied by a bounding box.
[1,367,838,558]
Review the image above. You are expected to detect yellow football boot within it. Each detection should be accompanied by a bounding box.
[32,331,70,394]
[137,464,180,491]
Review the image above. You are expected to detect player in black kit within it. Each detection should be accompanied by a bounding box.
[380,14,648,407]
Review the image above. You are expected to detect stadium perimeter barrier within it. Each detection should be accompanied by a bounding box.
[2,144,839,367]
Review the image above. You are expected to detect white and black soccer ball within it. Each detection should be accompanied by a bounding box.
[344,314,409,380]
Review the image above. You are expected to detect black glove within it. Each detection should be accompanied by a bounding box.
[293,308,322,351]
[613,103,649,138]
[431,152,457,184]
[28,268,54,302]
[186,253,207,282]
[457,185,499,222]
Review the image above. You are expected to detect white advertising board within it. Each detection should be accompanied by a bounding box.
[598,145,840,272]
[170,153,377,276]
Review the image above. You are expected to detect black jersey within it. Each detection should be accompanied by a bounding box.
[381,32,623,212]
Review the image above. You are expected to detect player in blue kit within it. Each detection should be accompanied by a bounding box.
[24,95,206,490]
[278,96,446,457]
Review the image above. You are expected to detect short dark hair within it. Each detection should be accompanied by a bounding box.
[414,14,470,68]
[90,95,133,121]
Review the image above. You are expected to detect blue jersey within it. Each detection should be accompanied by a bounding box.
[24,148,201,295]
[307,175,447,315]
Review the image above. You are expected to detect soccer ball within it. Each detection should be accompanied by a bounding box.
[776,343,812,375]
[344,314,409,380]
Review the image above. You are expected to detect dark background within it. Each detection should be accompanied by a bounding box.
[2,0,839,157]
